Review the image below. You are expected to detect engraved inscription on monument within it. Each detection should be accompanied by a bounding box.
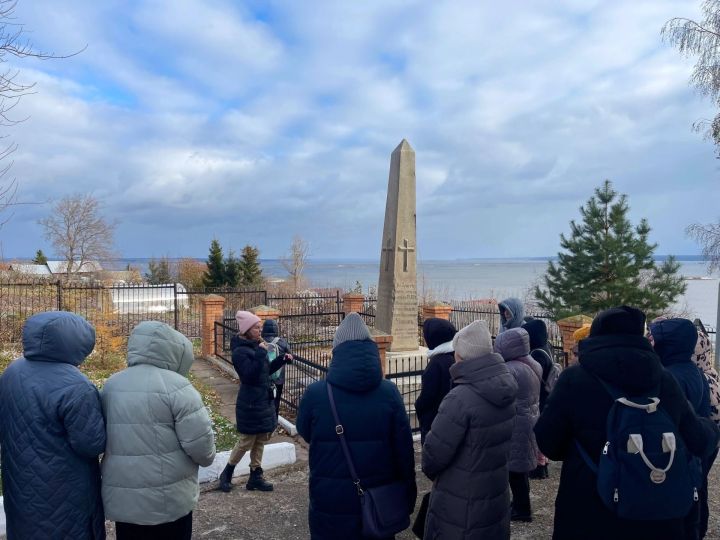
[375,139,419,351]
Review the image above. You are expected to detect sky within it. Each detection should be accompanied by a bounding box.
[1,0,718,260]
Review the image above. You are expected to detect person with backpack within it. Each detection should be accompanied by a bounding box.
[523,318,560,479]
[649,318,712,540]
[534,306,720,540]
[217,311,293,493]
[262,318,292,416]
[0,312,106,540]
[415,317,457,444]
[297,313,416,540]
[422,320,518,539]
[101,321,216,540]
[494,327,543,523]
[498,297,524,333]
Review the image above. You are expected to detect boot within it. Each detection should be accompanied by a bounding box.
[246,467,273,492]
[218,464,235,493]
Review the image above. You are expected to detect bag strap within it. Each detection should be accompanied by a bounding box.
[326,383,365,495]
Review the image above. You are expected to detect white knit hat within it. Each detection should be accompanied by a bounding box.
[333,312,372,349]
[453,320,493,360]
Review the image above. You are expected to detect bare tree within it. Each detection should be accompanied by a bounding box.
[281,235,310,292]
[687,221,720,272]
[39,194,116,279]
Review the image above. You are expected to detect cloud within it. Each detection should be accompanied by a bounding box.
[0,0,717,261]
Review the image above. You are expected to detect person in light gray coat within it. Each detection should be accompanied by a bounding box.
[499,297,524,333]
[101,321,216,540]
[494,327,543,523]
[422,320,518,540]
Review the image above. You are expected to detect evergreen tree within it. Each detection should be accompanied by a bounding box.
[535,180,686,319]
[224,250,241,288]
[32,249,48,265]
[146,256,171,284]
[203,239,226,287]
[239,245,263,286]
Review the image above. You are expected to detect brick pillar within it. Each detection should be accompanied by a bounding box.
[557,314,593,364]
[342,293,365,315]
[370,328,393,376]
[422,303,452,321]
[201,294,225,357]
[252,305,281,323]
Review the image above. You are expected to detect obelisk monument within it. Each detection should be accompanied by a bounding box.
[376,139,418,351]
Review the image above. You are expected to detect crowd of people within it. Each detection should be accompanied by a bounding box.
[0,299,719,539]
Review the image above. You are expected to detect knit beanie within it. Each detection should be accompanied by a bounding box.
[573,323,591,343]
[235,310,261,335]
[333,312,372,349]
[423,318,457,350]
[453,320,493,360]
[590,306,646,337]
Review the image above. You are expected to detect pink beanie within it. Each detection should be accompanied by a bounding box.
[235,310,261,335]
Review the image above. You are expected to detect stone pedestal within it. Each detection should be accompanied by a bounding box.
[343,293,365,315]
[423,303,452,321]
[557,314,594,364]
[201,295,225,357]
[252,305,281,322]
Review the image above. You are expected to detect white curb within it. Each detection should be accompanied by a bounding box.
[278,415,297,436]
[0,496,5,539]
[199,442,297,484]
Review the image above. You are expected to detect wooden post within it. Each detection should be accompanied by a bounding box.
[201,295,225,357]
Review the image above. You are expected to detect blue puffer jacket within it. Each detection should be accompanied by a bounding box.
[0,312,106,540]
[297,339,417,540]
[650,318,711,418]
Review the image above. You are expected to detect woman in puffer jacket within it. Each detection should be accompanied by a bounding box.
[101,321,216,540]
[494,328,543,523]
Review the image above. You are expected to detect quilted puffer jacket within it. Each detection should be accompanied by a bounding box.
[0,311,106,540]
[101,321,216,525]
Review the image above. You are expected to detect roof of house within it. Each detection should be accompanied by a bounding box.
[46,260,103,274]
[9,264,52,276]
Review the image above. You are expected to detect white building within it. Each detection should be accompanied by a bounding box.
[110,283,189,314]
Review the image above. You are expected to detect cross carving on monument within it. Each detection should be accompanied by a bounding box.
[397,238,415,272]
[381,238,394,271]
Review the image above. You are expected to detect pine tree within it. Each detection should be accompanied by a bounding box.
[146,256,171,284]
[224,250,241,288]
[535,180,686,319]
[32,249,47,264]
[203,239,226,288]
[239,245,263,286]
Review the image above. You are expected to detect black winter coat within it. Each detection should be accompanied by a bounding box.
[534,333,720,540]
[297,339,417,540]
[231,335,288,434]
[414,345,454,444]
[0,312,106,540]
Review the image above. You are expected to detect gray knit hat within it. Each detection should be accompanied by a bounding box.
[453,319,493,360]
[333,312,372,349]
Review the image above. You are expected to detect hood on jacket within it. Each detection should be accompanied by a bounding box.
[579,333,663,395]
[22,311,95,366]
[262,319,279,341]
[327,339,382,393]
[127,321,194,376]
[590,305,646,337]
[494,327,531,361]
[649,318,698,367]
[522,318,549,350]
[450,352,518,407]
[423,318,457,350]
[499,298,524,331]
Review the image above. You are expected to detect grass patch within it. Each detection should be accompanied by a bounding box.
[190,374,238,451]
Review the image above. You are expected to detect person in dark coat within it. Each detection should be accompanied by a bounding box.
[218,311,291,493]
[415,318,457,444]
[534,306,720,540]
[423,320,518,540]
[649,317,712,540]
[499,297,524,333]
[494,327,542,522]
[523,317,555,479]
[0,311,106,540]
[262,318,291,416]
[297,313,417,540]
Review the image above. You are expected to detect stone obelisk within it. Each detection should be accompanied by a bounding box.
[376,139,418,351]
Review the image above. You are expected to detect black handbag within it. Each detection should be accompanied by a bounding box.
[326,383,411,539]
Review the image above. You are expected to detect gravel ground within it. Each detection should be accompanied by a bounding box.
[103,443,720,539]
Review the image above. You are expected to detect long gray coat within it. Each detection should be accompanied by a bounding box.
[422,352,518,540]
[494,328,543,473]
